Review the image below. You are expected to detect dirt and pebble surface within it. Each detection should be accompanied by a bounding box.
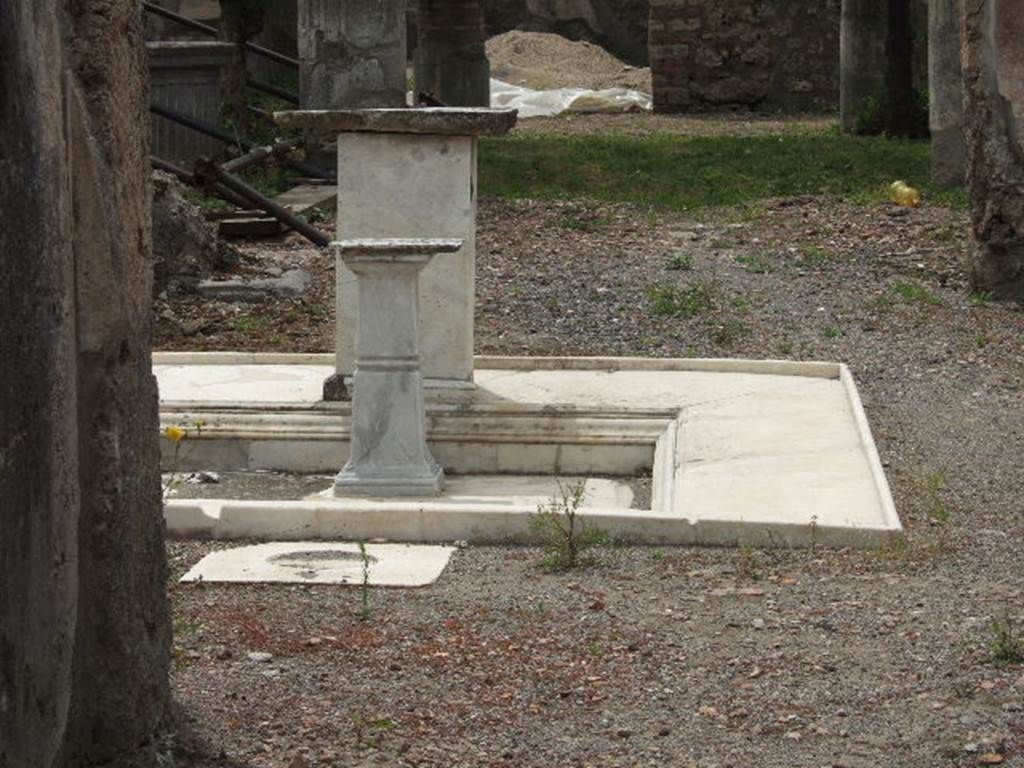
[166,133,1023,767]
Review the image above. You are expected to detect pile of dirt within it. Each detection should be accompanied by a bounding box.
[486,30,651,93]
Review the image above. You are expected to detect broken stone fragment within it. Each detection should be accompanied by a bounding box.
[196,268,313,302]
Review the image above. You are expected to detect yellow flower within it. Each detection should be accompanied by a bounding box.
[163,425,187,444]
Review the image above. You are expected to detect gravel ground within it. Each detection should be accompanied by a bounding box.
[166,142,1023,767]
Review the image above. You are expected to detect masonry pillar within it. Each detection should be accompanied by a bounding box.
[840,0,889,132]
[961,0,1024,298]
[298,0,406,109]
[297,0,406,165]
[928,0,965,185]
[415,0,491,107]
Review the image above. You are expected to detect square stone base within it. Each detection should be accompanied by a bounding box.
[334,462,444,498]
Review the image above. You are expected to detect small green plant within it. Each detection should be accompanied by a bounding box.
[546,296,561,310]
[305,303,329,319]
[809,514,819,552]
[737,545,761,581]
[161,420,204,500]
[560,213,607,232]
[646,280,718,318]
[892,281,942,306]
[182,187,232,213]
[919,471,950,523]
[970,291,995,305]
[229,315,270,332]
[351,715,397,749]
[988,617,1024,666]
[529,481,611,571]
[174,618,203,638]
[796,245,836,268]
[711,319,749,349]
[357,540,372,621]
[822,326,842,340]
[665,252,694,271]
[735,252,775,274]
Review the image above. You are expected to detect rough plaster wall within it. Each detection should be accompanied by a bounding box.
[650,0,842,112]
[962,0,1024,298]
[0,2,80,766]
[57,0,174,764]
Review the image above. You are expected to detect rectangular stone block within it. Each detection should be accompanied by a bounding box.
[335,132,477,385]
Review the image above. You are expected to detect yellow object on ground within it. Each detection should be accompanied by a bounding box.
[890,180,922,207]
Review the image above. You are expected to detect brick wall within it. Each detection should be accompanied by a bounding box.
[649,0,841,112]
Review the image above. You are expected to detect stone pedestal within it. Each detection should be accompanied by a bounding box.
[928,0,966,186]
[334,239,462,497]
[148,41,235,164]
[274,108,518,387]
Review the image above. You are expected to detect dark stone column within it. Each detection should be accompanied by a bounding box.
[0,2,79,765]
[415,0,491,107]
[929,0,966,185]
[962,0,1024,299]
[60,0,174,764]
[298,0,407,165]
[298,0,407,109]
[840,0,889,131]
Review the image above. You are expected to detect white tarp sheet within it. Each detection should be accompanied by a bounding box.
[489,78,652,118]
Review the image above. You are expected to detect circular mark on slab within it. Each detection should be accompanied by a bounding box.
[270,550,378,565]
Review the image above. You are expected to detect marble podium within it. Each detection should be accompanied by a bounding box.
[275,107,517,389]
[333,238,462,497]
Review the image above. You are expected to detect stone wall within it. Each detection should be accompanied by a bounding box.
[649,0,841,112]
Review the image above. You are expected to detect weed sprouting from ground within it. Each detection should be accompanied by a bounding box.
[646,280,718,318]
[918,471,950,523]
[988,617,1024,666]
[665,252,694,271]
[357,540,372,621]
[735,252,775,274]
[737,545,762,581]
[161,420,205,500]
[529,481,612,571]
[893,281,942,306]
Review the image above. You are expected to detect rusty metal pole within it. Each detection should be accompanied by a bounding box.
[194,159,331,247]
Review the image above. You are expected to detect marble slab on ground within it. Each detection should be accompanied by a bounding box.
[180,542,454,586]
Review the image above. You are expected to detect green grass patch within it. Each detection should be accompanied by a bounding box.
[893,281,943,305]
[665,252,694,271]
[479,128,968,211]
[646,280,718,318]
[735,252,775,274]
